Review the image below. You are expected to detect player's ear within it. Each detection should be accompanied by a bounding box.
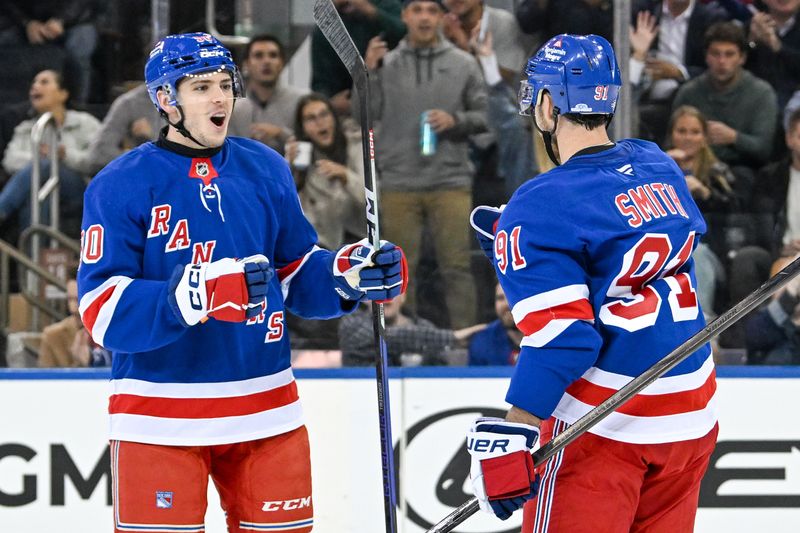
[534,91,554,132]
[157,89,178,116]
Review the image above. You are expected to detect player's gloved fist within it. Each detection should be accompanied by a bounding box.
[168,255,274,326]
[331,238,408,302]
[467,417,540,521]
[470,205,505,261]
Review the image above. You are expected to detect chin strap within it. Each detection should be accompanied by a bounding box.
[159,105,208,148]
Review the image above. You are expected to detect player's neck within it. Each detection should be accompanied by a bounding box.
[555,124,612,163]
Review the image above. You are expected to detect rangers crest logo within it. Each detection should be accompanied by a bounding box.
[156,491,173,509]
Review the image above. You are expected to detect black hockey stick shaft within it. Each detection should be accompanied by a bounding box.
[428,254,800,533]
[312,2,398,532]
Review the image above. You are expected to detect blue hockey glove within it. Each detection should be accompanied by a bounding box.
[331,238,408,302]
[168,255,274,326]
[467,417,540,521]
[470,205,505,261]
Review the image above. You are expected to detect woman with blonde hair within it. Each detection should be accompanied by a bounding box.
[665,105,740,317]
[666,105,738,213]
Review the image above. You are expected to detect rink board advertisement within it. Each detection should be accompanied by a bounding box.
[1,367,800,532]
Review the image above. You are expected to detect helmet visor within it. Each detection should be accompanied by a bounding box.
[518,79,534,116]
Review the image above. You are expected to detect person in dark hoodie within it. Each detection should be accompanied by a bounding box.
[364,0,488,329]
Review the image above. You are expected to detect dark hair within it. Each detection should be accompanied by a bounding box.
[704,21,748,54]
[788,108,800,133]
[32,69,73,109]
[562,113,611,130]
[244,34,286,62]
[293,92,348,164]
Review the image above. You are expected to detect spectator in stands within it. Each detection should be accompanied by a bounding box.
[664,105,739,317]
[85,83,161,174]
[339,291,486,366]
[628,1,728,142]
[285,93,365,250]
[672,21,778,198]
[744,254,800,365]
[468,283,520,366]
[311,0,405,116]
[364,0,487,328]
[746,0,800,112]
[228,35,307,153]
[443,0,537,196]
[0,1,101,103]
[0,69,100,236]
[722,108,800,348]
[442,0,535,77]
[38,271,111,367]
[0,101,32,185]
[515,0,614,42]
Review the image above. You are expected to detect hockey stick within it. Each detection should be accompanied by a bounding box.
[312,2,398,532]
[428,254,800,533]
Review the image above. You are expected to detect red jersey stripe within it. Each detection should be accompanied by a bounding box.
[565,369,716,417]
[82,284,118,334]
[278,257,305,282]
[109,380,299,419]
[516,299,594,336]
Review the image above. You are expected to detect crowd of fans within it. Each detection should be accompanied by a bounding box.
[2,0,800,368]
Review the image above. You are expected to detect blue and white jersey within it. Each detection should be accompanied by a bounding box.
[77,135,355,446]
[496,139,716,444]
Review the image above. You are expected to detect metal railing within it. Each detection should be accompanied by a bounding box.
[206,0,251,46]
[28,112,66,330]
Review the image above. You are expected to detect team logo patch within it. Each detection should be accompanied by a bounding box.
[188,157,219,185]
[156,491,173,509]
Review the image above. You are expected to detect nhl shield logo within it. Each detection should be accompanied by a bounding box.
[195,161,209,177]
[189,157,219,185]
[156,491,173,509]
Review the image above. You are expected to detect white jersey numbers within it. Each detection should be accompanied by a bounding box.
[495,225,527,274]
[80,224,104,264]
[599,232,699,332]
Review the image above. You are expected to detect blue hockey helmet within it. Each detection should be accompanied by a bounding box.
[518,34,621,117]
[145,32,243,111]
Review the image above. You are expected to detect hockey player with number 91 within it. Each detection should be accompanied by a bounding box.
[466,34,717,532]
[77,33,407,533]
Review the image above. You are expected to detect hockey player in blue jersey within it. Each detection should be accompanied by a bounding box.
[465,34,718,532]
[77,33,406,533]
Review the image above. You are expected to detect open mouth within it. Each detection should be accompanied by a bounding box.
[210,113,226,127]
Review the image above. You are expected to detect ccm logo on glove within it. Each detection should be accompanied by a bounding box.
[187,264,203,311]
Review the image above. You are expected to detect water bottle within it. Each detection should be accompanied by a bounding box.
[420,111,437,156]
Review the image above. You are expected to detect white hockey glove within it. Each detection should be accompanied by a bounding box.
[467,417,540,520]
[168,255,274,326]
[470,205,505,261]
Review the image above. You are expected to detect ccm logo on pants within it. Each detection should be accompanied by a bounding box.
[262,497,312,511]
